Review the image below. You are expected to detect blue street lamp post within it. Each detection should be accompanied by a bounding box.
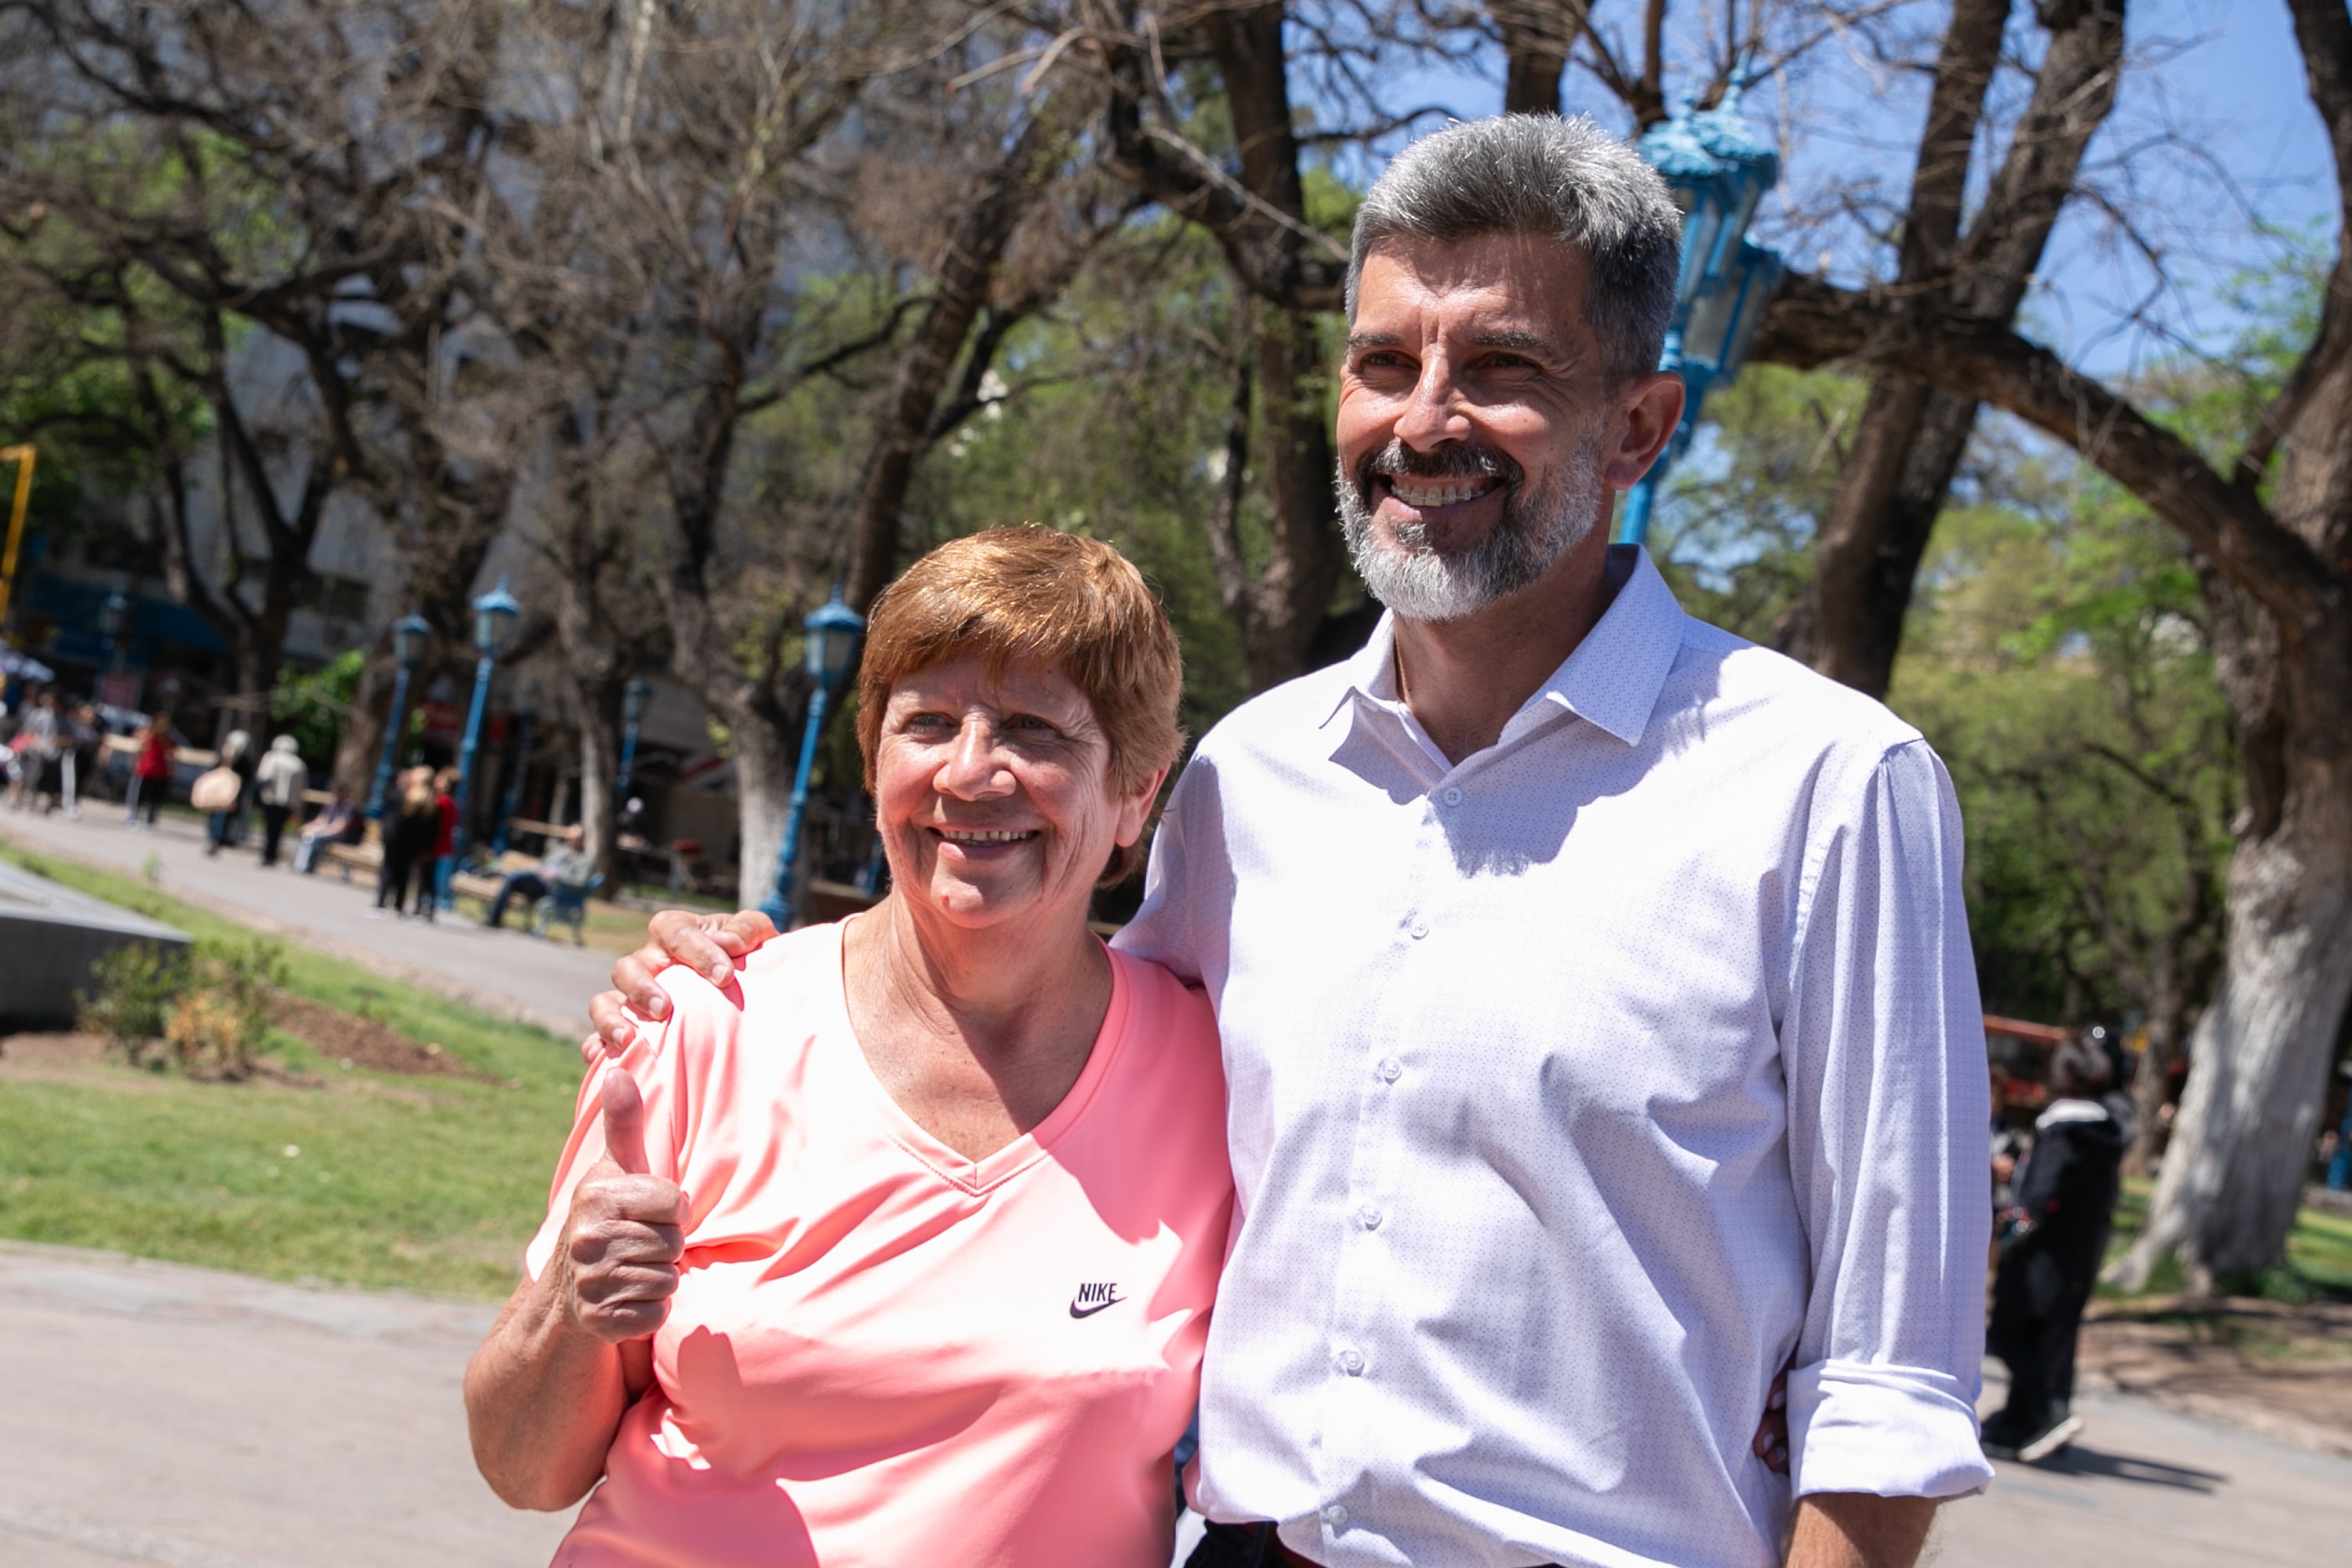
[492,684,537,856]
[1618,74,1787,548]
[616,676,652,800]
[760,590,866,928]
[365,612,434,819]
[96,590,129,676]
[444,580,521,904]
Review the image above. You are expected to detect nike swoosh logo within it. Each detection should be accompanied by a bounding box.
[1069,1292,1125,1319]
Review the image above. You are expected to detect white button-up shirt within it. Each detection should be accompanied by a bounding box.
[1117,547,1994,1568]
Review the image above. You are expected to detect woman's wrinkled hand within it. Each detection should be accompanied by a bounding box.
[554,1072,688,1343]
[582,907,777,1063]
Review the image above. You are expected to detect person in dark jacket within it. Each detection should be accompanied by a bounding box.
[1983,1036,2129,1462]
[374,769,439,918]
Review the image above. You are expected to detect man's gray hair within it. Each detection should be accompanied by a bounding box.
[1346,114,1682,380]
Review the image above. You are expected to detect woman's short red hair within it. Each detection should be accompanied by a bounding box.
[855,528,1184,880]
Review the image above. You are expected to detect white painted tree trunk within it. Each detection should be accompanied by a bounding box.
[2118,785,2352,1287]
[576,706,619,883]
[729,713,797,915]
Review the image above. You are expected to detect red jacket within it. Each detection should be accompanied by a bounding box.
[434,792,457,857]
[136,731,174,781]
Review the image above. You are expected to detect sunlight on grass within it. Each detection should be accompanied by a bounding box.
[0,844,586,1298]
[2102,1174,2351,1301]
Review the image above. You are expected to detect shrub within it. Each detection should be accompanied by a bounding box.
[76,943,181,1057]
[76,937,288,1080]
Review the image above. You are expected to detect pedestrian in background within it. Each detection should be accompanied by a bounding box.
[428,764,459,912]
[1984,1036,2128,1463]
[126,713,172,829]
[253,735,307,868]
[13,691,60,814]
[375,768,437,919]
[292,785,358,874]
[218,728,257,847]
[64,702,100,817]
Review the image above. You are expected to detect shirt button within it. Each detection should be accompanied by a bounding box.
[1409,918,1430,939]
[1442,785,1463,806]
[1336,1347,1366,1375]
[1357,1203,1383,1230]
[1378,1057,1403,1083]
[1321,1504,1349,1530]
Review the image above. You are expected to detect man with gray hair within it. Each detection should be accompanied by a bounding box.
[598,113,1992,1568]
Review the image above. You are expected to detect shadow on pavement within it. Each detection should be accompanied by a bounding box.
[2031,1443,2227,1493]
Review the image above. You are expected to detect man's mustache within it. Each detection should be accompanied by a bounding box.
[1351,438,1523,505]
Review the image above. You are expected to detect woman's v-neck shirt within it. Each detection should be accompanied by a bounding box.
[526,920,1233,1568]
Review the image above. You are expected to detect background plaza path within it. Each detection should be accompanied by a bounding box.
[0,1240,567,1567]
[0,808,616,1040]
[0,1245,2343,1568]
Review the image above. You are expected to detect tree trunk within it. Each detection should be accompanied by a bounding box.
[2117,796,2352,1285]
[1490,2,1592,117]
[569,673,623,885]
[1243,310,1345,688]
[1793,0,2122,698]
[2127,965,2185,1178]
[332,646,394,798]
[844,115,1058,613]
[727,706,797,913]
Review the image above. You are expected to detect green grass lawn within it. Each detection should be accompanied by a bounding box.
[0,844,586,1300]
[2103,1175,2352,1301]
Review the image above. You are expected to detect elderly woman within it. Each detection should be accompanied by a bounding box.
[465,528,1232,1567]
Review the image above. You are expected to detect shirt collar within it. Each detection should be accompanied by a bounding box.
[1317,544,1687,749]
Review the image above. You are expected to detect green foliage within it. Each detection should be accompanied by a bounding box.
[2,844,582,1298]
[1650,363,1864,641]
[75,943,180,1051]
[897,213,1269,733]
[2105,1178,2352,1304]
[1893,484,2233,1024]
[270,650,361,770]
[77,935,290,1079]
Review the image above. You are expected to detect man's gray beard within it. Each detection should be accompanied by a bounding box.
[1337,431,1607,623]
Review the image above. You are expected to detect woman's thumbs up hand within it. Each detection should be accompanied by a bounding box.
[554,1070,687,1343]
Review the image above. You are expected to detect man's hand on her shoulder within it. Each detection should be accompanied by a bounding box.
[581,909,779,1062]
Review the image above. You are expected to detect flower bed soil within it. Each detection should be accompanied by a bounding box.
[268,993,491,1080]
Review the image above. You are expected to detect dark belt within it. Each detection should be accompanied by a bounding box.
[1191,1523,1324,1567]
[1193,1520,1563,1568]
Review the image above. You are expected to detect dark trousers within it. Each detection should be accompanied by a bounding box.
[1988,1251,2094,1432]
[379,850,416,912]
[260,804,292,866]
[485,871,548,928]
[137,784,163,825]
[412,855,441,922]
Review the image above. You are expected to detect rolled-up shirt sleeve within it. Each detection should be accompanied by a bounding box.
[1781,738,1995,1500]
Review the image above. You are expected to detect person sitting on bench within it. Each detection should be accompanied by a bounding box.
[292,787,361,873]
[485,823,594,928]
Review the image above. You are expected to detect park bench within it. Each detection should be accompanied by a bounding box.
[320,819,383,884]
[446,850,541,919]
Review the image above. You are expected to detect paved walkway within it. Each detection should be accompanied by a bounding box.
[3,1243,2344,1568]
[0,1240,567,1568]
[0,807,618,1040]
[1938,1369,2352,1566]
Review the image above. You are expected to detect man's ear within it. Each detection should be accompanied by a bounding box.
[1606,370,1686,492]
